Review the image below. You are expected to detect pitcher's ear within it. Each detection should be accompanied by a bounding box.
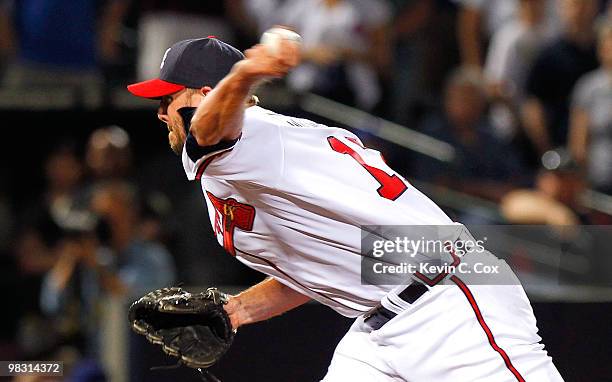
[200,86,213,95]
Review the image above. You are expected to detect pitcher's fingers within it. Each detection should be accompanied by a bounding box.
[279,39,302,67]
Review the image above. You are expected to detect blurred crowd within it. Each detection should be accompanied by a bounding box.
[0,0,609,204]
[0,0,611,380]
[5,127,177,380]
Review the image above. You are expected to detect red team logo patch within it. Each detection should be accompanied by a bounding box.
[206,192,256,256]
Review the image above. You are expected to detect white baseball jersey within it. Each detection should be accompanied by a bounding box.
[182,106,454,317]
[180,106,563,381]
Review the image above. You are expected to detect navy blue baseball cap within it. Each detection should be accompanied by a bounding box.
[127,37,245,99]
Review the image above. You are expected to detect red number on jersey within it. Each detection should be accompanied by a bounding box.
[206,191,256,256]
[327,136,407,201]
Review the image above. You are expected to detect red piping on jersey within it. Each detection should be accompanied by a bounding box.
[195,149,233,180]
[235,248,364,315]
[450,275,526,382]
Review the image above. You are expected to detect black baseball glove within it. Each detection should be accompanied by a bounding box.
[128,287,235,369]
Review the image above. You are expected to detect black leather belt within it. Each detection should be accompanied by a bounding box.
[363,282,429,331]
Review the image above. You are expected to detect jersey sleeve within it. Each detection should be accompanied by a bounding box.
[182,106,284,186]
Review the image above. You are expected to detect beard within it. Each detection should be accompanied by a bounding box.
[167,115,187,156]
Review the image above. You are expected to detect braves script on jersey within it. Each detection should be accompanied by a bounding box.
[182,106,455,316]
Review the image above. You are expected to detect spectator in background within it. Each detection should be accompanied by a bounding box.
[88,181,176,298]
[456,0,518,68]
[13,144,85,358]
[456,0,559,69]
[568,19,612,194]
[246,0,393,83]
[275,0,383,110]
[138,191,173,243]
[501,149,588,224]
[414,67,527,202]
[40,181,175,358]
[0,0,128,106]
[387,0,435,125]
[484,0,557,142]
[523,0,600,155]
[240,0,288,35]
[81,125,136,225]
[351,0,393,76]
[133,0,248,81]
[84,125,181,247]
[7,142,83,357]
[85,126,133,182]
[16,144,84,278]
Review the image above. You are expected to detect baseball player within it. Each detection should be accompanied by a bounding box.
[127,33,563,381]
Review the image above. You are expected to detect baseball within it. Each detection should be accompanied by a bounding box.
[260,27,302,55]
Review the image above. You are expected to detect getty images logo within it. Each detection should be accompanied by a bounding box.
[160,48,171,69]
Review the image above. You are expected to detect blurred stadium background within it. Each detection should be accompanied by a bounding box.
[1,0,612,381]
